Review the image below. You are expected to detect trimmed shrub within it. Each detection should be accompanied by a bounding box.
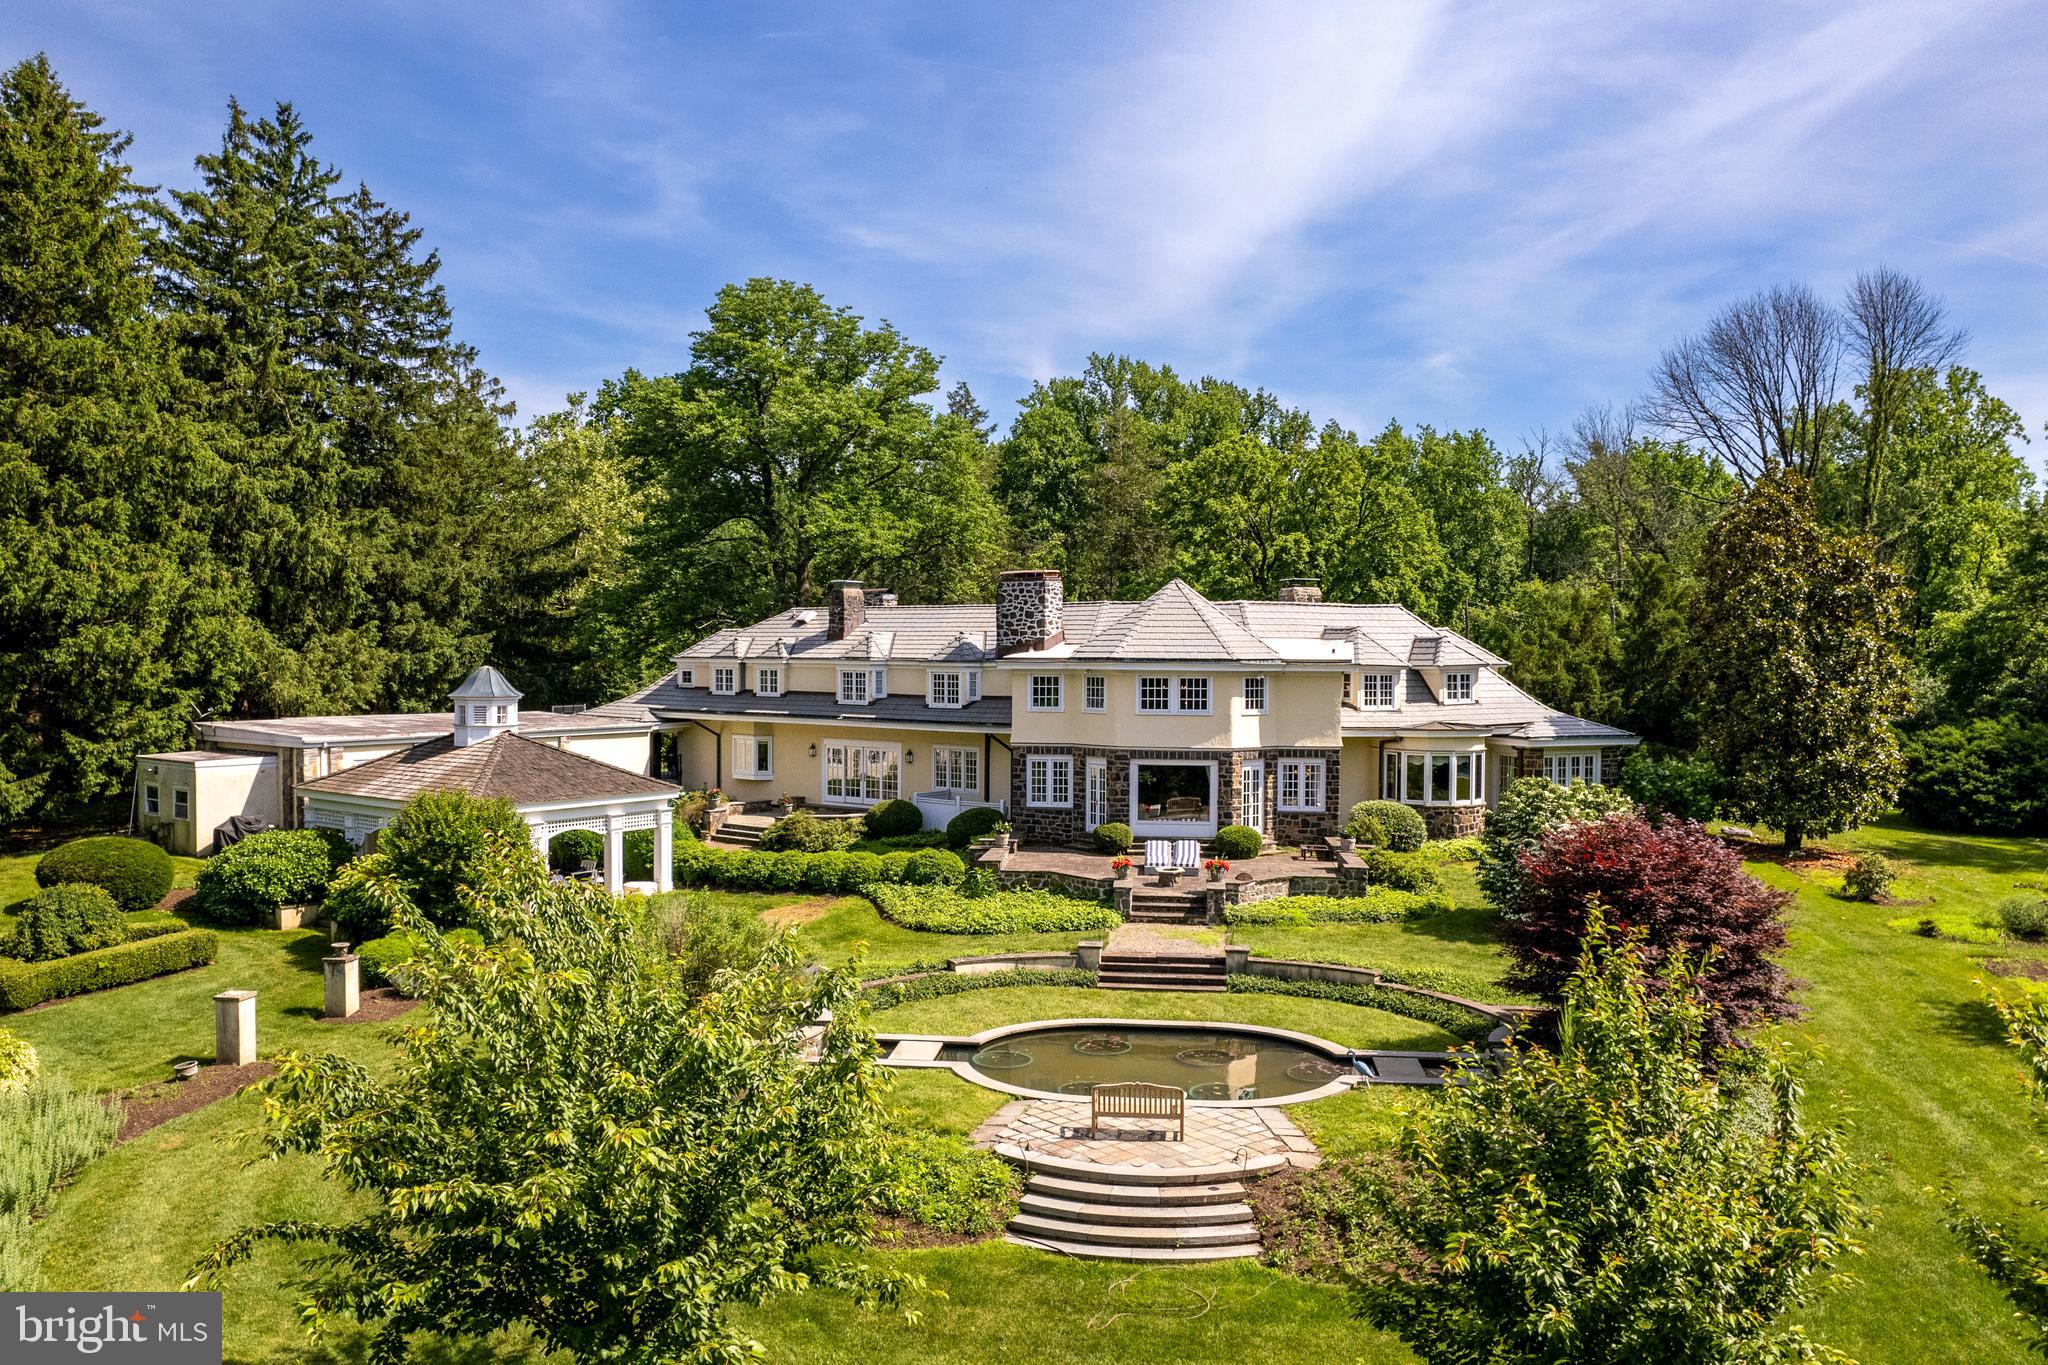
[549,829,604,872]
[874,1131,1018,1234]
[1424,837,1483,864]
[672,843,927,895]
[1345,801,1427,852]
[0,1027,38,1096]
[1364,848,1443,894]
[1213,824,1263,860]
[840,852,884,889]
[1619,750,1722,822]
[865,798,925,839]
[33,836,173,912]
[378,792,529,920]
[867,884,1119,934]
[760,810,861,853]
[1091,822,1134,854]
[901,848,966,886]
[357,927,486,990]
[944,806,1006,848]
[192,829,343,925]
[862,966,1097,1011]
[1225,974,1494,1043]
[1997,895,2048,941]
[859,831,951,852]
[1222,888,1452,927]
[1900,717,2048,835]
[8,885,125,961]
[0,929,219,1011]
[1477,777,1637,909]
[1841,852,1896,902]
[803,852,851,893]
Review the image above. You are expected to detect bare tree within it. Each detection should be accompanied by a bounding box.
[1639,283,1845,485]
[1844,267,1967,529]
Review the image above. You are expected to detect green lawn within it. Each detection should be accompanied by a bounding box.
[1232,904,1533,1004]
[15,823,2048,1361]
[0,844,204,931]
[712,891,1099,976]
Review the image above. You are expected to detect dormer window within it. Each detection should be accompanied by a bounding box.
[928,670,964,708]
[711,666,737,695]
[1444,671,1475,703]
[1359,673,1397,708]
[754,666,781,698]
[677,666,695,687]
[838,669,871,705]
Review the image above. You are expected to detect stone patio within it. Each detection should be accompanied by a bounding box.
[997,846,1336,886]
[967,1097,1321,1171]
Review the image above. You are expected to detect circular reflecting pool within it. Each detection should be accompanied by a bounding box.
[939,1024,1349,1101]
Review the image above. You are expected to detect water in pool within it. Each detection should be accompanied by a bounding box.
[938,1024,1351,1100]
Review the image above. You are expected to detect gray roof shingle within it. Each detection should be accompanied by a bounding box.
[297,733,679,806]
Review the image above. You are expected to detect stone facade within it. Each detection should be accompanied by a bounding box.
[1275,577,1324,603]
[1419,804,1486,838]
[826,579,865,641]
[995,569,1064,655]
[1007,744,1341,848]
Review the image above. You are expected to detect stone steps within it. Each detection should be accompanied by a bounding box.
[1002,1156,1271,1263]
[1023,1174,1247,1206]
[1097,952,1227,993]
[1001,1235,1261,1262]
[1018,1193,1255,1225]
[1007,1212,1262,1248]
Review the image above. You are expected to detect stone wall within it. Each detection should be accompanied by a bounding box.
[1420,804,1486,838]
[1007,743,1342,848]
[996,569,1064,655]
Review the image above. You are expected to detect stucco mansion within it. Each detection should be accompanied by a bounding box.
[134,571,1635,865]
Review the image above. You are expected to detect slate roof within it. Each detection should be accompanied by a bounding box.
[1067,580,1284,663]
[1340,670,1634,742]
[644,683,1011,729]
[296,733,679,806]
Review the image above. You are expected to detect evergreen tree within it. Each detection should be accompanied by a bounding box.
[1693,472,1910,848]
[0,56,241,818]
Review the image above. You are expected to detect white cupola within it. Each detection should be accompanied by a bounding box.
[449,665,522,747]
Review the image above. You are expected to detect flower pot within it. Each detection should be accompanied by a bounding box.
[1207,869,1223,882]
[1338,836,1356,853]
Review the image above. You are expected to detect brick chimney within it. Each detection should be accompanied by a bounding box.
[996,569,1064,656]
[826,580,865,641]
[1277,577,1324,603]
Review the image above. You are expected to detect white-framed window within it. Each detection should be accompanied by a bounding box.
[1138,676,1171,712]
[712,665,737,695]
[754,666,781,698]
[1179,677,1211,713]
[1543,752,1603,786]
[837,669,870,704]
[143,784,160,816]
[1277,759,1326,812]
[932,745,980,793]
[1358,672,1396,708]
[1026,755,1073,807]
[1381,750,1485,805]
[870,667,888,699]
[1444,670,1475,702]
[966,670,981,702]
[1084,675,1107,712]
[928,670,964,708]
[822,741,900,803]
[1137,676,1211,714]
[172,787,190,820]
[677,666,696,686]
[1029,675,1062,711]
[495,704,509,724]
[732,735,773,779]
[1243,676,1267,714]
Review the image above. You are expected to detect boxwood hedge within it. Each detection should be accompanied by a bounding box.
[862,966,1097,1011]
[0,928,219,1011]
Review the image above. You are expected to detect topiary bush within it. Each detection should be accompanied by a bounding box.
[944,806,1006,848]
[864,798,924,839]
[901,848,966,886]
[34,836,174,912]
[1477,776,1638,909]
[7,884,126,962]
[867,883,1119,934]
[1619,750,1722,822]
[1091,822,1134,854]
[1346,800,1427,852]
[548,829,604,872]
[1841,851,1896,903]
[760,810,861,853]
[1364,848,1444,894]
[1997,894,2048,941]
[1212,825,1262,860]
[192,829,345,925]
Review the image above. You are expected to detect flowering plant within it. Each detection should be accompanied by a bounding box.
[1203,859,1231,873]
[1109,856,1134,874]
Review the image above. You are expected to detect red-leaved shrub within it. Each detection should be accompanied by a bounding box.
[1502,814,1796,1051]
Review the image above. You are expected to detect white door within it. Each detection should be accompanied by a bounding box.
[1085,759,1108,830]
[1239,761,1265,835]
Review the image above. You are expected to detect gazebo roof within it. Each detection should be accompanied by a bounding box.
[297,733,676,808]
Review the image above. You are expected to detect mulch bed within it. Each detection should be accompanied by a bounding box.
[314,985,418,1025]
[115,1060,276,1142]
[1987,958,2048,982]
[155,887,198,913]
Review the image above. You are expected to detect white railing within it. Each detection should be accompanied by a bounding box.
[911,789,1006,830]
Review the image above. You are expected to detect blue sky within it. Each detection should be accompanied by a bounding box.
[10,1,2048,457]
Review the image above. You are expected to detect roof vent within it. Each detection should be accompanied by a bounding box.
[1278,577,1324,603]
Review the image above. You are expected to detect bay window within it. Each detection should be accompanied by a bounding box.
[732,735,773,779]
[1382,749,1485,805]
[1543,752,1603,786]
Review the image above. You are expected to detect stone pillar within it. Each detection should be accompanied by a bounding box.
[604,815,625,895]
[213,990,257,1066]
[1076,940,1103,971]
[653,805,674,893]
[1224,943,1250,974]
[323,950,361,1019]
[1204,886,1226,925]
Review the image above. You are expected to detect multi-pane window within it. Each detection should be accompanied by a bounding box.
[712,666,737,695]
[677,667,695,686]
[172,788,190,820]
[1179,677,1210,713]
[1137,676,1211,713]
[929,671,963,707]
[931,746,980,792]
[143,784,160,816]
[823,742,899,802]
[1444,671,1475,702]
[1543,753,1602,786]
[1138,677,1172,712]
[1382,750,1485,805]
[837,669,870,704]
[732,735,773,778]
[1026,755,1073,807]
[754,667,781,697]
[1277,759,1326,812]
[1358,673,1396,708]
[1029,675,1063,711]
[1084,675,1107,711]
[1243,676,1267,713]
[494,704,509,724]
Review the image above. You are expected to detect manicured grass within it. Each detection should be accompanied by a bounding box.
[770,894,1096,976]
[1232,905,1532,1004]
[871,985,1461,1051]
[0,846,203,929]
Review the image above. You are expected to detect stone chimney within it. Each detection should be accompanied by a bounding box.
[996,569,1064,656]
[1277,577,1324,603]
[826,580,865,641]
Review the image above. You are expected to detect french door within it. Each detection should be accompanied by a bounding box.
[1085,759,1108,830]
[821,741,900,804]
[1239,761,1265,835]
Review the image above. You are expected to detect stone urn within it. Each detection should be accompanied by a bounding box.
[172,1059,200,1082]
[1338,834,1356,853]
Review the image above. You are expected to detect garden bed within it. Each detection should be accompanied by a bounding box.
[115,1060,276,1142]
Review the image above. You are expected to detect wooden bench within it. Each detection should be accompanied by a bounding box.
[1089,1081,1186,1141]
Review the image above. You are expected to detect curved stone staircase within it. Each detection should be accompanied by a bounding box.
[994,1145,1294,1263]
